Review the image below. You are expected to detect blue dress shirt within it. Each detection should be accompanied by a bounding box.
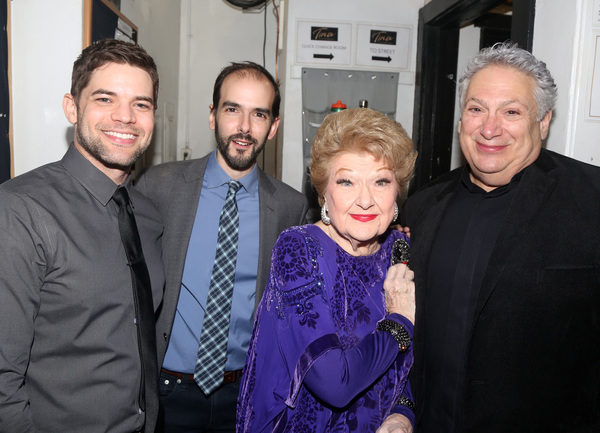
[163,151,260,373]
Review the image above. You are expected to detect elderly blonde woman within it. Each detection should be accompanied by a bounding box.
[237,108,418,433]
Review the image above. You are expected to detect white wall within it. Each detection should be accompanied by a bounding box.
[533,0,600,165]
[172,0,423,191]
[11,0,82,176]
[279,0,424,191]
[121,0,181,168]
[449,0,600,171]
[176,0,279,171]
[450,24,479,170]
[9,0,181,176]
[9,0,600,183]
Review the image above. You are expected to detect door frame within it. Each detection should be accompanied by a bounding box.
[410,0,535,192]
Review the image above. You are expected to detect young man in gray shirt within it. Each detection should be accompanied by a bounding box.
[0,39,165,433]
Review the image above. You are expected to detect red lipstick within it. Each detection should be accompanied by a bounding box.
[350,214,377,222]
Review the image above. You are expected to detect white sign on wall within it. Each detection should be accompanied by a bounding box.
[296,21,352,65]
[356,24,411,70]
[588,34,600,119]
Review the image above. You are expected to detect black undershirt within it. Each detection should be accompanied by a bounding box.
[420,168,520,432]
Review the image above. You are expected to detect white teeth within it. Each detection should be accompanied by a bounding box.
[105,131,136,140]
[234,140,251,146]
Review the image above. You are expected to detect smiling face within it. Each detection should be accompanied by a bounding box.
[209,73,280,179]
[63,62,155,184]
[458,65,551,191]
[321,152,398,256]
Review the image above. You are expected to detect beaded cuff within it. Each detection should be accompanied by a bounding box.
[376,319,411,352]
[397,395,415,412]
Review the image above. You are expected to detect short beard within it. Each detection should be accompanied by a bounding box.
[75,122,145,171]
[215,123,267,172]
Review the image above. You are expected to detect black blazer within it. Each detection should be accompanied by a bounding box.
[401,149,600,432]
[136,154,309,366]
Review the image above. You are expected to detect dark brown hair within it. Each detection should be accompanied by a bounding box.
[70,39,159,110]
[212,61,280,119]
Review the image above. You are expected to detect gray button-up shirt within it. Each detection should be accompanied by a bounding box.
[0,145,165,433]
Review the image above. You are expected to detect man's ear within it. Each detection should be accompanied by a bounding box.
[539,109,552,140]
[267,116,281,140]
[209,104,217,131]
[63,94,78,125]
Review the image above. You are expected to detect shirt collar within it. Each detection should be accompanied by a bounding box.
[61,143,131,206]
[204,150,259,197]
[461,164,524,197]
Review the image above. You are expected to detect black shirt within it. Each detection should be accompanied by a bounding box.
[421,167,520,432]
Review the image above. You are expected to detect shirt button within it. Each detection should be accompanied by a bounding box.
[177,379,182,384]
[164,379,169,385]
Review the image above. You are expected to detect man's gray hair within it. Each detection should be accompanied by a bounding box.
[458,42,557,121]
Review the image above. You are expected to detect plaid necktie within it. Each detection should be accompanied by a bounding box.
[112,186,158,416]
[194,180,242,394]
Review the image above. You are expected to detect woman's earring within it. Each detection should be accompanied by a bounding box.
[393,202,399,222]
[321,201,331,225]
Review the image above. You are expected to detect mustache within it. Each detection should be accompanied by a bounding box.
[228,133,258,146]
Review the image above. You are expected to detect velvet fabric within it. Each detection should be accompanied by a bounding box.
[237,225,414,432]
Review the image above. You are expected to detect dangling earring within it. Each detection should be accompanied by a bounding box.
[321,201,331,225]
[393,202,399,222]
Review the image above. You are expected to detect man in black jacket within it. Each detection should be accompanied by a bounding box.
[379,42,600,433]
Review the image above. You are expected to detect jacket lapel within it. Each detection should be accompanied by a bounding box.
[473,151,558,320]
[412,175,463,320]
[163,158,208,313]
[408,172,462,415]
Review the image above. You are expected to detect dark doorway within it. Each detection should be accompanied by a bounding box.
[410,0,535,192]
[1,0,10,184]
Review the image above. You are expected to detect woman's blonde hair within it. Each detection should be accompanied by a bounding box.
[310,108,417,206]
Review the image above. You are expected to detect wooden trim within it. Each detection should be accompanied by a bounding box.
[83,0,93,49]
[83,0,138,49]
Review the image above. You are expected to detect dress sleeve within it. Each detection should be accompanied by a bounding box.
[388,379,415,426]
[238,227,328,430]
[266,228,342,406]
[0,191,44,432]
[241,228,345,411]
[386,316,415,425]
[303,313,413,408]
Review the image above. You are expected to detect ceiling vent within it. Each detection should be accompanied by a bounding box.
[224,0,267,10]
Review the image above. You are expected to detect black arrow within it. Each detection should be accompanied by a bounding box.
[372,55,392,63]
[314,53,334,60]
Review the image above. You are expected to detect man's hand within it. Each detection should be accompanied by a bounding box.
[376,413,413,433]
[391,225,411,238]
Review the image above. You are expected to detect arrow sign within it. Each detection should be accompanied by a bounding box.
[314,53,334,60]
[372,55,392,63]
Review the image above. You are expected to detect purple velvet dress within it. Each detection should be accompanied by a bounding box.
[237,225,414,433]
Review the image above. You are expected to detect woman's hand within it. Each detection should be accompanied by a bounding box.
[376,413,413,433]
[383,263,415,324]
